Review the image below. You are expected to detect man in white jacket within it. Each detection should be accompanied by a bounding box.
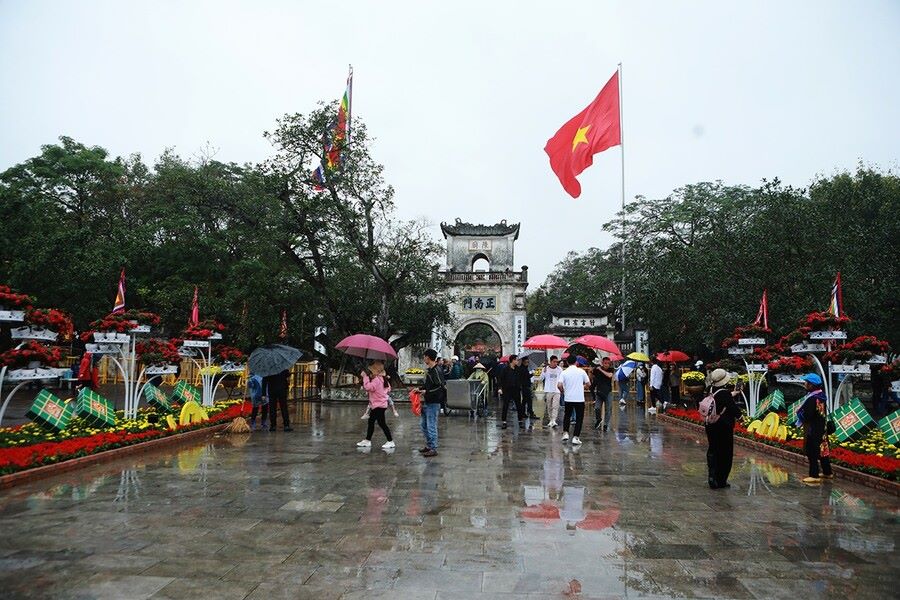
[537,356,564,427]
[649,358,664,414]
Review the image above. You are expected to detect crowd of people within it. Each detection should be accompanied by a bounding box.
[350,348,844,492]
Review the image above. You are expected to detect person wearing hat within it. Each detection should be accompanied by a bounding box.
[704,368,739,489]
[468,362,490,413]
[798,373,834,484]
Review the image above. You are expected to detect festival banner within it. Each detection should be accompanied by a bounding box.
[878,409,900,446]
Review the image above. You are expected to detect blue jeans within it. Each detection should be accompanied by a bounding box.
[420,402,439,449]
[619,380,630,402]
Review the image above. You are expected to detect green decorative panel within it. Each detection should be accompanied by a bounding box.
[75,388,115,427]
[25,390,73,432]
[144,383,172,412]
[878,409,900,446]
[754,389,786,419]
[788,397,804,426]
[171,380,201,406]
[830,397,874,442]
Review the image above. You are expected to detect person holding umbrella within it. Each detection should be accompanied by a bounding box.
[356,360,395,450]
[615,359,637,405]
[248,344,303,432]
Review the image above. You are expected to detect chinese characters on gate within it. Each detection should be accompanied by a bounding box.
[468,240,492,251]
[461,296,497,313]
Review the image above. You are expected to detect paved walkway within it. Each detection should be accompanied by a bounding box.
[0,402,896,599]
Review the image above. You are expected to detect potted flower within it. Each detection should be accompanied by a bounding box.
[80,313,138,344]
[136,338,181,375]
[183,319,226,342]
[0,341,62,377]
[682,370,706,394]
[13,308,75,343]
[803,311,850,341]
[0,285,35,322]
[121,309,161,334]
[214,345,246,374]
[767,355,814,383]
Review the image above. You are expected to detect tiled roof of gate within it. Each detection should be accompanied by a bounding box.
[440,219,520,239]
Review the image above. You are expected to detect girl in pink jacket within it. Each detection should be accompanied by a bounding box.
[357,360,395,449]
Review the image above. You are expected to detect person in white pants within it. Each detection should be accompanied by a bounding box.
[537,355,564,427]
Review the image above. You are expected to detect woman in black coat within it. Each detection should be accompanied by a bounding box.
[704,368,740,489]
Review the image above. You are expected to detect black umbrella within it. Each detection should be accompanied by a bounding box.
[248,344,303,377]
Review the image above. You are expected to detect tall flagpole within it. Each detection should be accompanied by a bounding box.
[618,62,626,332]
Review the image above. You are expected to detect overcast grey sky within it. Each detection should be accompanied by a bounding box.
[2,0,898,285]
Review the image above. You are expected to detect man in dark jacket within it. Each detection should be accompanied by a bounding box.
[418,349,445,457]
[799,373,833,484]
[263,369,292,432]
[519,356,537,419]
[499,354,523,429]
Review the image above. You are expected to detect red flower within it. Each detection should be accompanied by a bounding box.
[135,338,181,366]
[183,319,226,340]
[0,285,35,309]
[214,345,245,363]
[0,341,62,368]
[24,308,75,339]
[766,355,813,374]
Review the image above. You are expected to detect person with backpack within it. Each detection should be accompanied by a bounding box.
[247,372,268,431]
[417,349,445,457]
[797,373,834,484]
[700,368,739,489]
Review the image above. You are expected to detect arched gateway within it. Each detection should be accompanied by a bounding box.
[397,219,528,372]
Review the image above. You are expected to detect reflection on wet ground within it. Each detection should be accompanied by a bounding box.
[0,400,897,599]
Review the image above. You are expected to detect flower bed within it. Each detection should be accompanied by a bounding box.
[665,407,900,481]
[0,399,247,476]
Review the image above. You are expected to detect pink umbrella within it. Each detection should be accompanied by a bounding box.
[523,334,569,350]
[335,334,397,360]
[572,334,621,356]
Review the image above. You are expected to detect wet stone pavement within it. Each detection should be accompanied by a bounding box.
[0,401,897,599]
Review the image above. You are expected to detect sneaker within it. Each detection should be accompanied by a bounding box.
[393,410,400,417]
[821,474,835,480]
[561,432,569,442]
[381,441,395,449]
[802,476,821,484]
[361,412,370,420]
[572,436,582,445]
[419,447,431,453]
[356,439,372,447]
[549,420,557,428]
[647,407,657,415]
[422,449,438,457]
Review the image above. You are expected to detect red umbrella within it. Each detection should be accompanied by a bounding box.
[499,355,510,363]
[572,334,621,356]
[335,334,397,360]
[523,334,569,350]
[657,350,690,362]
[521,502,561,522]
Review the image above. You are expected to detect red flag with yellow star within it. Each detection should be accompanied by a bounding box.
[544,71,621,198]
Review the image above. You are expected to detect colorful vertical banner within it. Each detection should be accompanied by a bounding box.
[311,66,353,189]
[829,272,844,317]
[112,268,126,314]
[754,289,768,330]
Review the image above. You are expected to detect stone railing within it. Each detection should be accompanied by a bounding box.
[442,270,527,284]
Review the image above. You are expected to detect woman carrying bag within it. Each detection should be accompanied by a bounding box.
[357,360,395,450]
[700,368,739,489]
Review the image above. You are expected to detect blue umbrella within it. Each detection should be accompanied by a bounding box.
[615,360,637,381]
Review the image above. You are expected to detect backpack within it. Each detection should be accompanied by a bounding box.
[698,391,721,425]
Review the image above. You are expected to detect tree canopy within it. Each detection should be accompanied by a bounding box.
[528,168,900,356]
[0,107,451,358]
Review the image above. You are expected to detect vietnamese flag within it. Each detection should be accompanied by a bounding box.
[544,71,621,198]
